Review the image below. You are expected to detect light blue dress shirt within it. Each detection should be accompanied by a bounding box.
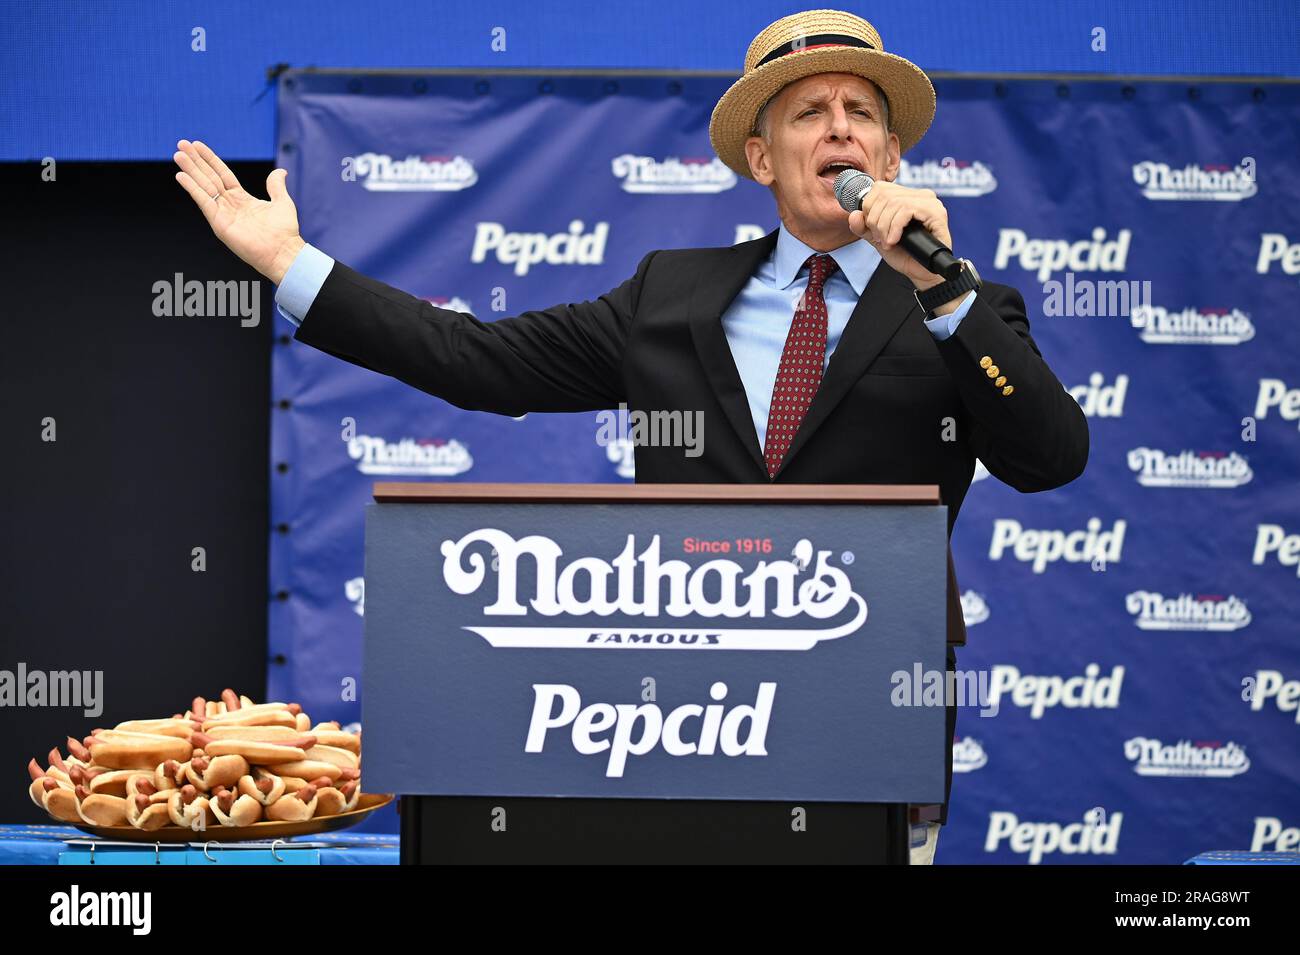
[719,224,973,448]
[274,225,973,448]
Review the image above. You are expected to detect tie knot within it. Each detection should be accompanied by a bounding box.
[804,253,838,292]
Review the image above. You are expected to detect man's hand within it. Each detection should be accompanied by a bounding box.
[173,139,305,285]
[847,181,961,312]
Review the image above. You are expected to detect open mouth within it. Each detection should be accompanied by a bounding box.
[817,159,863,186]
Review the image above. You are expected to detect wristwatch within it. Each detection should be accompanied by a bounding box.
[914,258,981,315]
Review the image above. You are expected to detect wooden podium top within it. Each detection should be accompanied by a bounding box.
[372,482,942,505]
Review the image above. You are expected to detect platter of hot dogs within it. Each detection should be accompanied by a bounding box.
[26,689,393,841]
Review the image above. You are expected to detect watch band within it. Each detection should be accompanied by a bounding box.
[915,259,981,314]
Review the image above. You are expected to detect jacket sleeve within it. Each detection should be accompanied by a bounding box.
[933,281,1090,492]
[291,251,657,416]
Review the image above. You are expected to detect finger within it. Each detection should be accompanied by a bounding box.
[847,209,867,238]
[179,141,225,197]
[174,171,219,224]
[266,168,289,202]
[191,140,241,192]
[865,198,892,242]
[173,149,219,198]
[884,203,914,247]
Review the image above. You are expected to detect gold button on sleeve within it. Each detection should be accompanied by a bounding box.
[1002,384,1014,396]
[986,365,1000,378]
[979,356,993,369]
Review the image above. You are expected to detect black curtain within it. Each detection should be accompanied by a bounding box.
[0,161,272,824]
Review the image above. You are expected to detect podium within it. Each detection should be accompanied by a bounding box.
[362,483,953,864]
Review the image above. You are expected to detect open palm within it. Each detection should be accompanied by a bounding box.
[173,139,304,283]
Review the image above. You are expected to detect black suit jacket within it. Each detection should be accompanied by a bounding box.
[293,227,1090,824]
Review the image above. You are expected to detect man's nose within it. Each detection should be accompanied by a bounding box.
[825,104,853,141]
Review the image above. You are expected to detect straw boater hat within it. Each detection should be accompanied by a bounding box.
[709,9,936,180]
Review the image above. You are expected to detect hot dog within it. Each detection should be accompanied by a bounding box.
[236,772,286,807]
[208,785,262,827]
[84,731,192,770]
[196,733,316,765]
[76,786,129,827]
[265,784,318,822]
[166,784,213,829]
[182,753,250,791]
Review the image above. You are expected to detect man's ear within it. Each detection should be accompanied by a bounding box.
[744,136,774,186]
[883,131,901,182]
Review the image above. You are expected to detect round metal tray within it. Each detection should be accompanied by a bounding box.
[66,793,393,843]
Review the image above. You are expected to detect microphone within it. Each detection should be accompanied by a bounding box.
[834,169,963,280]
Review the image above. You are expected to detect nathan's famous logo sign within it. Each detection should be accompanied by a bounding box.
[438,529,867,651]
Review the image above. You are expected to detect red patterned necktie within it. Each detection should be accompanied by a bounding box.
[763,252,839,479]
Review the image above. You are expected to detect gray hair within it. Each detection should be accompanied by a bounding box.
[752,81,891,142]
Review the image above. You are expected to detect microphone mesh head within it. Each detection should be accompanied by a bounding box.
[833,169,875,212]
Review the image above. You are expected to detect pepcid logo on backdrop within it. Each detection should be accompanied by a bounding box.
[611,154,737,193]
[1130,305,1255,345]
[1123,737,1250,777]
[348,434,473,476]
[1251,817,1300,851]
[988,518,1125,573]
[1132,159,1256,201]
[985,810,1122,864]
[1127,448,1253,488]
[986,664,1124,718]
[1125,591,1252,632]
[897,157,997,196]
[1069,373,1128,417]
[438,530,867,650]
[343,153,478,191]
[1254,379,1300,429]
[993,228,1130,282]
[471,220,608,275]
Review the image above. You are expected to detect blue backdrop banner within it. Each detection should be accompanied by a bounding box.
[273,71,1300,861]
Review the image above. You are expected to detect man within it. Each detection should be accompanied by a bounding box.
[174,10,1088,863]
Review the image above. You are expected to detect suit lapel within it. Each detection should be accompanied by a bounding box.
[686,229,779,479]
[773,260,920,479]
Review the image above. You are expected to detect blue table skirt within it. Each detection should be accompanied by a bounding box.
[0,824,398,865]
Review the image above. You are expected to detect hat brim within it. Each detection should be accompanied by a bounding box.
[709,46,936,181]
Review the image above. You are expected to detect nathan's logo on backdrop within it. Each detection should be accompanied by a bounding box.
[1130,305,1255,345]
[1246,670,1300,724]
[960,590,989,627]
[1125,591,1252,632]
[971,459,991,482]
[471,220,608,276]
[1132,159,1256,201]
[1254,379,1300,428]
[1069,373,1128,417]
[438,530,867,650]
[896,157,997,196]
[421,295,474,314]
[734,224,769,245]
[1256,233,1300,274]
[988,518,1126,573]
[1252,525,1300,577]
[986,664,1124,718]
[605,436,635,479]
[985,811,1123,864]
[344,153,478,191]
[345,576,365,617]
[1127,448,1253,488]
[1251,817,1300,851]
[347,434,473,476]
[1123,737,1250,777]
[993,228,1130,282]
[952,736,987,773]
[610,154,737,193]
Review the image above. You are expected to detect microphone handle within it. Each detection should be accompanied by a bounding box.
[899,220,963,280]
